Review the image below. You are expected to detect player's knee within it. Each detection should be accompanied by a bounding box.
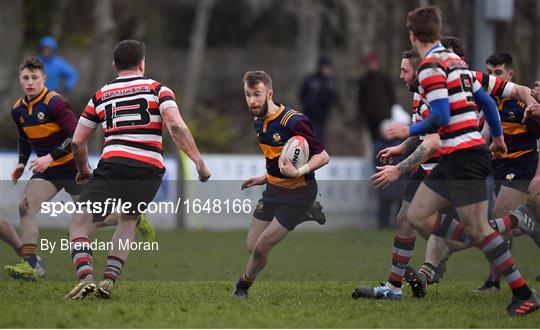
[252,241,271,259]
[406,207,422,227]
[18,198,31,218]
[246,240,255,254]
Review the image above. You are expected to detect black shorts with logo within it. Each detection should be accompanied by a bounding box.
[403,168,459,218]
[79,161,164,222]
[424,146,491,208]
[31,164,83,195]
[493,151,538,194]
[252,180,317,231]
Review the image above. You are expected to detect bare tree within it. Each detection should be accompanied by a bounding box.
[291,0,323,77]
[0,0,23,121]
[90,0,114,88]
[182,0,215,118]
[50,0,70,40]
[90,0,115,90]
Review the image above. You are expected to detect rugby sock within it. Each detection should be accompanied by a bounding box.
[236,272,254,290]
[15,245,24,258]
[477,232,532,300]
[70,237,94,281]
[432,214,470,244]
[21,244,38,268]
[104,256,124,283]
[488,237,512,283]
[418,262,437,285]
[388,235,416,288]
[488,216,517,233]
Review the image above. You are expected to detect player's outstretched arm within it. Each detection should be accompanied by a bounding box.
[241,174,267,190]
[71,123,96,184]
[162,106,210,182]
[511,84,538,108]
[371,133,439,189]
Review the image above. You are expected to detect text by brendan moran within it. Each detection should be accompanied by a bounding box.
[40,238,158,254]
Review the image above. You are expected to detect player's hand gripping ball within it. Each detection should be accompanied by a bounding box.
[280,136,309,168]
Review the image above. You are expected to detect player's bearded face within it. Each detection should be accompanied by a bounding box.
[400,59,419,92]
[245,84,269,117]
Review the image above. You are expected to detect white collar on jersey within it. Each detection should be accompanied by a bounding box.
[424,42,445,58]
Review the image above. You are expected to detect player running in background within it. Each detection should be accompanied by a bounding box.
[404,6,538,316]
[232,71,330,298]
[5,58,77,281]
[64,40,211,300]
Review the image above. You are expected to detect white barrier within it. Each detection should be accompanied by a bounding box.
[0,152,375,230]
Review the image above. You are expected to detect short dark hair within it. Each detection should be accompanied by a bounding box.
[242,71,272,89]
[113,40,146,71]
[402,49,421,70]
[406,6,442,43]
[19,57,44,73]
[486,52,513,69]
[441,36,466,58]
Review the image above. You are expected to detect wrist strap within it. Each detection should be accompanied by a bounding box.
[297,164,311,176]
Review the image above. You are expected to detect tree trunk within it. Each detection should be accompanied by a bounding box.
[50,0,69,40]
[294,0,323,77]
[182,0,215,118]
[90,0,115,90]
[0,0,23,121]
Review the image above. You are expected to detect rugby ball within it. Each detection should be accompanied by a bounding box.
[281,136,309,168]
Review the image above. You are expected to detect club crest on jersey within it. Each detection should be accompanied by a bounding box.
[19,116,25,124]
[272,133,282,143]
[505,173,515,181]
[37,112,45,121]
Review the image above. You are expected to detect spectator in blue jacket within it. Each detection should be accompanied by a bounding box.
[37,36,78,94]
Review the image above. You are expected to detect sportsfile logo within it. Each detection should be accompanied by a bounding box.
[40,198,253,217]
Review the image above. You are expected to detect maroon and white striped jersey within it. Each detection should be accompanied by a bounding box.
[79,75,177,169]
[417,44,484,154]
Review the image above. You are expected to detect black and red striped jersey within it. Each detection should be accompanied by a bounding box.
[417,44,484,154]
[79,75,177,169]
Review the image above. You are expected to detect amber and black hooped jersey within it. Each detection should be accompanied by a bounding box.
[254,104,325,189]
[80,75,177,169]
[11,87,77,168]
[494,97,537,159]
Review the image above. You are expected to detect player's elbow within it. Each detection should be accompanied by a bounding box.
[319,150,330,166]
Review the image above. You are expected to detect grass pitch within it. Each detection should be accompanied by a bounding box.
[1,228,539,328]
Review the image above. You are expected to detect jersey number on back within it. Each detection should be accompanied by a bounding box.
[104,99,150,129]
[459,74,474,103]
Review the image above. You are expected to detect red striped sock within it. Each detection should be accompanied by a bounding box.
[432,214,470,244]
[477,232,531,300]
[488,216,515,233]
[104,256,124,283]
[70,237,94,281]
[388,235,416,288]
